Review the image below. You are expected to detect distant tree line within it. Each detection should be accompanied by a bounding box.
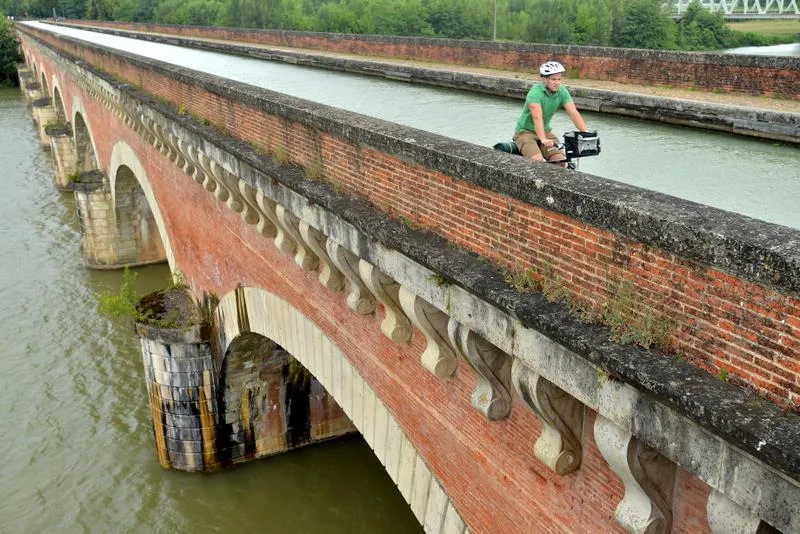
[2,0,794,51]
[1,12,22,86]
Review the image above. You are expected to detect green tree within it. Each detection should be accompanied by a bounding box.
[613,0,675,49]
[154,0,222,25]
[368,0,433,36]
[676,0,736,50]
[425,0,491,39]
[525,0,574,44]
[571,0,615,45]
[0,13,22,86]
[111,0,140,21]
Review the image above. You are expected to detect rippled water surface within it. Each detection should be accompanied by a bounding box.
[0,88,421,533]
[26,21,800,229]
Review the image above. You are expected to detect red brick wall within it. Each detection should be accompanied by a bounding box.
[67,20,799,99]
[21,23,800,412]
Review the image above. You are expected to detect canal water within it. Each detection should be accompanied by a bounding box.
[0,88,422,533]
[725,42,800,56]
[26,21,800,229]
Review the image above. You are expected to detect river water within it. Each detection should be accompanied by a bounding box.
[25,22,800,229]
[0,88,421,533]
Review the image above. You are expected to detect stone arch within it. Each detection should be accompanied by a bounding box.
[51,77,67,122]
[39,69,49,97]
[109,141,171,269]
[215,331,354,466]
[71,105,99,173]
[214,287,467,532]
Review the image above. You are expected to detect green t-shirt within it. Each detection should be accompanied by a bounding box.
[515,83,573,134]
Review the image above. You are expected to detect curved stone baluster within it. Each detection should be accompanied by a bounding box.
[595,415,676,534]
[275,205,318,271]
[254,190,284,245]
[184,145,206,186]
[197,152,222,196]
[211,164,243,212]
[299,222,344,291]
[447,320,512,420]
[359,260,412,343]
[398,287,457,378]
[176,138,196,177]
[139,115,158,147]
[325,240,375,315]
[236,180,263,226]
[160,128,185,168]
[706,491,777,534]
[153,122,169,155]
[511,359,582,473]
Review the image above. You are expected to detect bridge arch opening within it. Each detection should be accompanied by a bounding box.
[216,331,351,466]
[113,164,167,266]
[107,141,174,269]
[52,85,67,123]
[212,287,467,529]
[73,112,98,172]
[39,71,48,97]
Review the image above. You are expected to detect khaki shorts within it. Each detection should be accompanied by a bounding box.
[513,130,562,159]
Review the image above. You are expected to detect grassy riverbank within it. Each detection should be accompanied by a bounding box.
[727,19,800,44]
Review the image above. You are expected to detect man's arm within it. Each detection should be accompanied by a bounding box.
[529,103,554,147]
[563,102,588,132]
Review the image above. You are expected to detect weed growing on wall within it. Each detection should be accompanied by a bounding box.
[98,268,187,328]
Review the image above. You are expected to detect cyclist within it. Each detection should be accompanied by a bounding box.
[513,61,589,163]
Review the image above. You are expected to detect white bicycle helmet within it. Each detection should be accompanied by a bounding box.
[539,61,566,76]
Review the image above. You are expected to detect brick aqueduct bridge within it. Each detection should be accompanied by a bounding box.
[15,22,800,534]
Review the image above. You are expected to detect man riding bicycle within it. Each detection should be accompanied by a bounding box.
[513,61,589,163]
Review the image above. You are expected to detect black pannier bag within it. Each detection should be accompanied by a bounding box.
[493,141,521,155]
[563,130,600,159]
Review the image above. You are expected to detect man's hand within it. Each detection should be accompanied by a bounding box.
[540,138,555,148]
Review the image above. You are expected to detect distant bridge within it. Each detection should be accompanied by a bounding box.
[668,0,800,17]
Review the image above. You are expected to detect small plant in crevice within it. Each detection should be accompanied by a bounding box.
[429,273,452,287]
[504,262,540,293]
[98,268,192,329]
[166,269,186,290]
[98,268,149,324]
[272,145,290,166]
[718,368,730,383]
[305,158,325,181]
[540,261,571,304]
[67,171,82,183]
[399,215,419,231]
[602,279,672,351]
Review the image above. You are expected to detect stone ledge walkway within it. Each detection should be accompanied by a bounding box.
[88,25,800,114]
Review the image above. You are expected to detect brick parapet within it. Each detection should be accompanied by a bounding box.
[62,19,800,99]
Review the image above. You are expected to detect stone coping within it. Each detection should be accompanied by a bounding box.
[57,19,800,70]
[19,25,800,482]
[17,24,800,292]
